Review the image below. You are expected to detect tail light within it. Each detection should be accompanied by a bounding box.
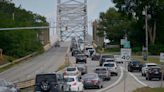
[64,71,67,75]
[92,80,98,84]
[72,82,77,86]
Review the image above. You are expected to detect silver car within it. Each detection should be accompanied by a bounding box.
[0,79,19,92]
[76,63,87,75]
[94,67,111,81]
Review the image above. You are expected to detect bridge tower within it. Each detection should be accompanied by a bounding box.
[56,0,88,41]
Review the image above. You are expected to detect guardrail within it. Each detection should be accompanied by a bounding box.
[15,42,71,89]
[0,52,38,69]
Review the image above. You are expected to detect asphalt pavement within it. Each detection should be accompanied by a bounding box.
[0,42,70,82]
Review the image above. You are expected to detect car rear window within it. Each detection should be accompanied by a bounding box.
[148,65,157,67]
[104,63,114,67]
[83,74,97,79]
[67,68,76,71]
[36,74,57,83]
[64,78,74,82]
[95,68,107,71]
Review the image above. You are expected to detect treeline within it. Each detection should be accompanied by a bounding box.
[97,0,164,54]
[0,1,48,58]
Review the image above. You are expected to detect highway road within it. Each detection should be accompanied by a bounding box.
[0,42,70,83]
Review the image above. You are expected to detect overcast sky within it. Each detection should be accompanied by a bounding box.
[12,0,115,43]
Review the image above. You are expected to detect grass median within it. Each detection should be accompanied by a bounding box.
[134,87,164,92]
[132,56,160,64]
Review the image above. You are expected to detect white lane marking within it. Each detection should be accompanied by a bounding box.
[121,66,148,87]
[128,72,148,87]
[96,66,124,92]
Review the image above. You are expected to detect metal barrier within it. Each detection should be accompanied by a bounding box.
[15,42,71,89]
[16,79,35,89]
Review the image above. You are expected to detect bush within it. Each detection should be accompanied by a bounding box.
[149,44,164,55]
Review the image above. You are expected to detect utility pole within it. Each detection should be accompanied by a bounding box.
[145,6,148,61]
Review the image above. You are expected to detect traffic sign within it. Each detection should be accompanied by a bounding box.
[160,53,164,62]
[121,48,131,61]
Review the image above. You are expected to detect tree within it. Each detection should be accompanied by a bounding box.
[113,0,164,45]
[97,8,133,44]
[0,1,48,58]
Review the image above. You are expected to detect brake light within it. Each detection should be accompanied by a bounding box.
[64,71,67,75]
[92,80,98,84]
[72,82,77,86]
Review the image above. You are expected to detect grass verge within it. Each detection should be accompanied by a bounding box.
[134,87,164,92]
[132,56,160,64]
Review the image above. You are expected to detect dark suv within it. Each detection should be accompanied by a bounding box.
[35,73,65,92]
[71,49,81,57]
[146,66,164,80]
[128,60,142,72]
[76,54,87,63]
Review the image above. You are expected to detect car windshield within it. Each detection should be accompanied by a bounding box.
[64,78,74,82]
[67,68,76,71]
[104,63,114,67]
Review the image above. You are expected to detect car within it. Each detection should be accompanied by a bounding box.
[94,67,111,81]
[35,73,65,92]
[99,54,114,66]
[82,73,103,89]
[76,63,87,75]
[64,67,81,77]
[63,75,84,92]
[88,49,96,57]
[91,54,100,61]
[145,66,164,80]
[76,54,87,64]
[114,55,123,63]
[71,49,82,57]
[54,41,60,47]
[128,60,143,72]
[0,79,19,92]
[78,38,83,44]
[83,46,95,57]
[103,62,118,76]
[141,63,158,76]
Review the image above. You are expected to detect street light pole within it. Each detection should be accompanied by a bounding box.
[145,6,148,61]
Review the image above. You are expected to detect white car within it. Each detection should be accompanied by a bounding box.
[114,55,123,63]
[64,67,81,77]
[141,63,158,76]
[64,76,84,92]
[103,62,118,76]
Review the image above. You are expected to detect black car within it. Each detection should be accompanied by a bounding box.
[35,73,65,92]
[99,55,114,66]
[146,66,164,80]
[128,60,142,72]
[72,49,81,56]
[76,54,87,63]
